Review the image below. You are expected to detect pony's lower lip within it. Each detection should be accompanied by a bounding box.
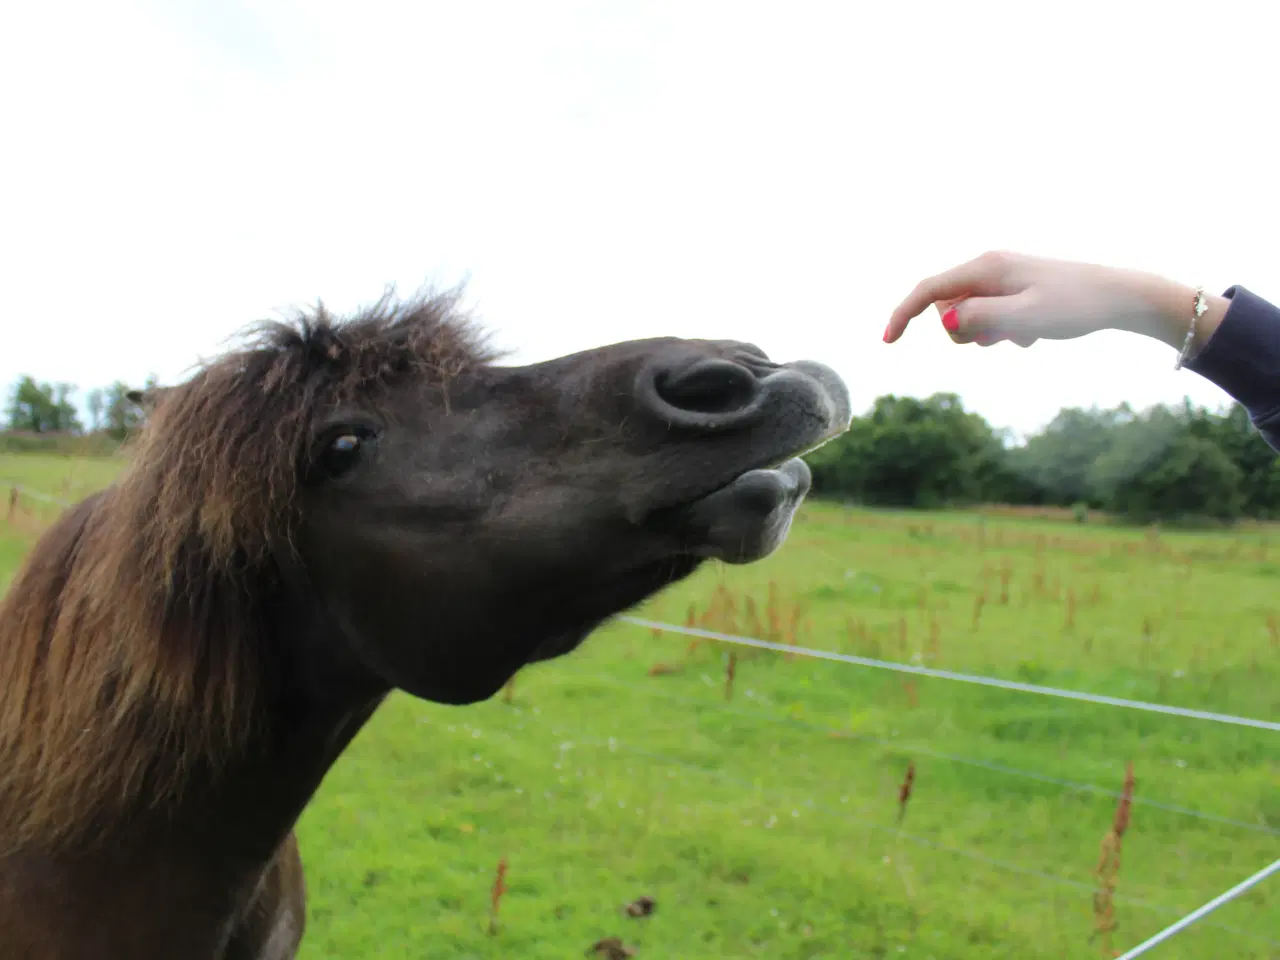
[673,458,812,564]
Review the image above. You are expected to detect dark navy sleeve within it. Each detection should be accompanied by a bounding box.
[1184,286,1280,453]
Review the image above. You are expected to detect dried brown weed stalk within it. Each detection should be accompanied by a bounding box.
[897,761,915,824]
[488,856,508,935]
[1092,762,1135,955]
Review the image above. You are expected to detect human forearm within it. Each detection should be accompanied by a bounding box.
[885,251,1280,453]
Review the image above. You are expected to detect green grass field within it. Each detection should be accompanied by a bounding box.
[2,452,1277,959]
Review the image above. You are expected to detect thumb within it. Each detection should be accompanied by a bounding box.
[944,291,1036,344]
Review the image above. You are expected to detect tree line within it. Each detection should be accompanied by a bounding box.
[4,374,157,441]
[5,375,1277,523]
[804,392,1279,524]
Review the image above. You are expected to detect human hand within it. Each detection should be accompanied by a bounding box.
[882,251,1220,351]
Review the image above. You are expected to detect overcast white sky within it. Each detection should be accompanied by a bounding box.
[2,1,1277,438]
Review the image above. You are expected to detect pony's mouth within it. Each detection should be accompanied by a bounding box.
[651,427,845,565]
[677,456,812,564]
[523,441,839,665]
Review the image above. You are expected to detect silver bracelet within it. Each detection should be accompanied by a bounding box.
[1174,286,1208,370]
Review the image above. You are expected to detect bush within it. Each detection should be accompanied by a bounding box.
[0,431,123,458]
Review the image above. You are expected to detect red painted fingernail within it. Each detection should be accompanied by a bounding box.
[882,326,892,342]
[942,308,959,333]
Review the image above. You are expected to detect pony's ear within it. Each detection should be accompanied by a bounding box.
[125,385,171,413]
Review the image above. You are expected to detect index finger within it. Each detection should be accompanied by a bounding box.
[882,252,1015,343]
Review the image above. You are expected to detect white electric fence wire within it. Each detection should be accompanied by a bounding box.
[1114,857,1280,959]
[553,668,1280,836]
[621,617,1280,733]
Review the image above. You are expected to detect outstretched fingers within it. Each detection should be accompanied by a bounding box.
[882,252,1018,343]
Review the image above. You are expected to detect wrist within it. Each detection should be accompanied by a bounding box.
[1113,270,1228,354]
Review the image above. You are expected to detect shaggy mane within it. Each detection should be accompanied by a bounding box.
[0,287,496,850]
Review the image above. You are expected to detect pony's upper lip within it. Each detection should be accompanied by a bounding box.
[636,423,844,529]
[674,424,846,510]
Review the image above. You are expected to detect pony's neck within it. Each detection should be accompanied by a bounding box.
[202,697,385,870]
[0,605,388,957]
[189,595,389,868]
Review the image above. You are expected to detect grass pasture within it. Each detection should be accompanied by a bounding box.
[1,451,1277,959]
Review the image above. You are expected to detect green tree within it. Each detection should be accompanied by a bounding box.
[4,376,82,433]
[1195,402,1280,517]
[1011,405,1132,506]
[809,393,1009,507]
[1100,434,1244,522]
[1088,405,1245,522]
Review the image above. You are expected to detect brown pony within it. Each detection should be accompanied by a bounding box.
[0,286,850,958]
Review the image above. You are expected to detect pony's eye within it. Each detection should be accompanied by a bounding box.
[317,431,372,480]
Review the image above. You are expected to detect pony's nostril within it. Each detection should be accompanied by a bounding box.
[653,359,759,415]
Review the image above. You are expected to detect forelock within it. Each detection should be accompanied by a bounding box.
[118,285,499,576]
